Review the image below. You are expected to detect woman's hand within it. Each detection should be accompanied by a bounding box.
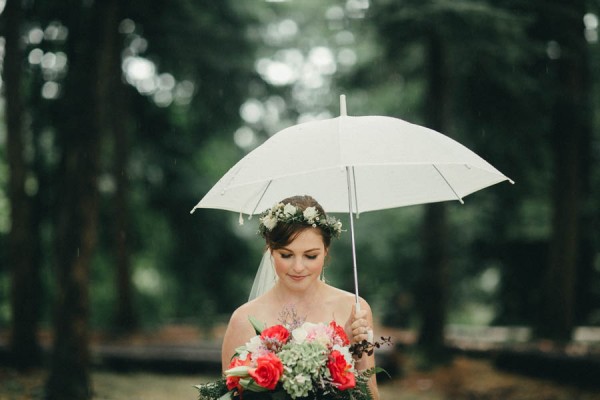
[344,301,379,400]
[345,304,371,344]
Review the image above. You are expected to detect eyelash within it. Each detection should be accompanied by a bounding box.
[280,254,318,260]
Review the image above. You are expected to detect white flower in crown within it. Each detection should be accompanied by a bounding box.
[303,206,319,223]
[283,203,297,216]
[331,219,343,232]
[260,214,278,231]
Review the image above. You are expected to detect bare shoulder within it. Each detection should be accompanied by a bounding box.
[321,284,373,323]
[326,285,372,309]
[226,295,278,333]
[227,302,253,328]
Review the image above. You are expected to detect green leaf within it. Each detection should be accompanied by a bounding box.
[240,377,269,392]
[217,392,233,400]
[248,315,266,334]
[374,366,392,379]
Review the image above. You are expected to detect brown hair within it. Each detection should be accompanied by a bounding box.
[262,195,333,250]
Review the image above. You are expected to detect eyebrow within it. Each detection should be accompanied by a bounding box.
[279,247,321,253]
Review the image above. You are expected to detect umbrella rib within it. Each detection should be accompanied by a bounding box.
[248,180,273,215]
[433,165,465,204]
[351,166,360,216]
[345,166,361,310]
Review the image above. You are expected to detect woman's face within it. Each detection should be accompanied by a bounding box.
[271,228,327,292]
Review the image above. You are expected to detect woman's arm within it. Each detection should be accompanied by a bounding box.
[345,299,379,400]
[221,307,255,371]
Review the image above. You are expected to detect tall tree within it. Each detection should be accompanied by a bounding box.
[111,86,137,332]
[102,0,138,333]
[45,0,118,397]
[417,31,451,353]
[3,0,42,369]
[539,0,592,341]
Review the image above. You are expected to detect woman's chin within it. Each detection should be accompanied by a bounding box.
[283,275,316,289]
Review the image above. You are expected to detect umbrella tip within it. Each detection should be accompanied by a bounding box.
[340,94,347,116]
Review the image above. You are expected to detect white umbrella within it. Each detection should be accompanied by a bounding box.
[191,95,513,308]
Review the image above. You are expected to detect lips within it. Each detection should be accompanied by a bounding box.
[289,275,307,281]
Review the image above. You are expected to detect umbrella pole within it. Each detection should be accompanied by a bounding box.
[345,166,361,312]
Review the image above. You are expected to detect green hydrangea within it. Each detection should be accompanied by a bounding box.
[278,342,329,399]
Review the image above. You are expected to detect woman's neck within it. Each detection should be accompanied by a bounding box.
[272,280,324,309]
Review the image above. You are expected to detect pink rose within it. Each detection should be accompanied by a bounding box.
[248,352,283,390]
[327,350,356,390]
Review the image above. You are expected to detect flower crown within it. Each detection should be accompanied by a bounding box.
[258,202,343,238]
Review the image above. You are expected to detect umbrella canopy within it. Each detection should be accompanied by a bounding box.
[191,95,512,308]
[191,100,512,217]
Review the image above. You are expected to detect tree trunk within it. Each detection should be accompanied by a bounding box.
[539,0,590,341]
[105,2,138,334]
[418,203,448,348]
[44,0,113,397]
[417,32,450,353]
[4,0,42,369]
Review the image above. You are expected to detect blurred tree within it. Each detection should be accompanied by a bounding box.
[44,0,110,396]
[111,86,137,332]
[417,31,451,355]
[538,0,593,341]
[3,0,42,369]
[102,1,138,333]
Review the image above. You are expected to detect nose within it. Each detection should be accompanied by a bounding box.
[291,258,305,273]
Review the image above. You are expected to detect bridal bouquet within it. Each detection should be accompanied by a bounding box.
[196,315,383,400]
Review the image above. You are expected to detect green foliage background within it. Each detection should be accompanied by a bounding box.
[0,0,599,334]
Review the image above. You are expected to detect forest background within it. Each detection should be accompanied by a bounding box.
[0,0,599,399]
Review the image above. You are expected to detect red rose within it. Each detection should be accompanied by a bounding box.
[330,321,350,346]
[226,357,248,392]
[248,352,284,390]
[327,350,356,390]
[260,324,290,344]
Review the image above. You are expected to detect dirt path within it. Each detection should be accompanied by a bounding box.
[2,356,600,400]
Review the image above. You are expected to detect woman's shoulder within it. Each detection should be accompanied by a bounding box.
[229,295,278,327]
[229,299,260,322]
[320,285,373,324]
[324,284,372,309]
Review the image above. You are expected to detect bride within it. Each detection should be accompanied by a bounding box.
[221,195,379,399]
